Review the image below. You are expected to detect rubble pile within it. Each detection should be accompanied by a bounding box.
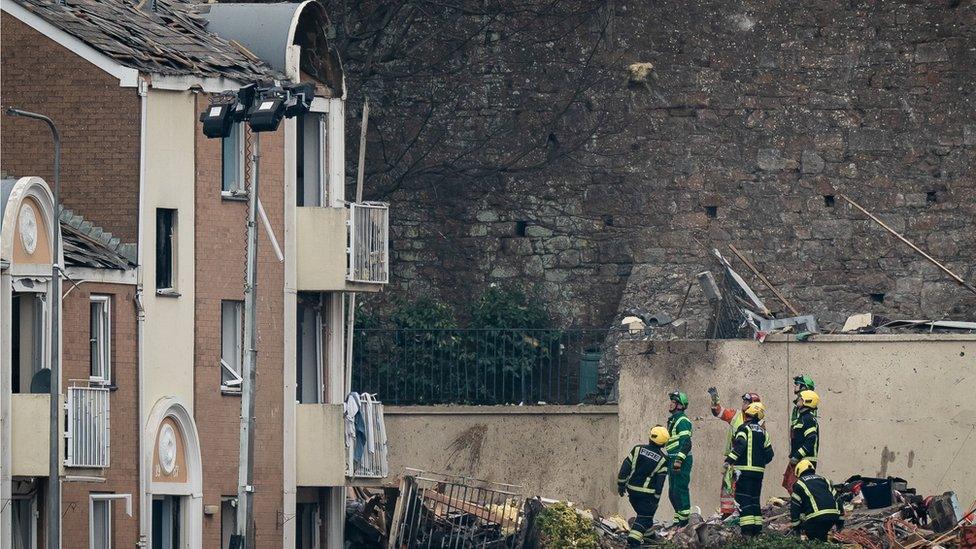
[345,472,975,548]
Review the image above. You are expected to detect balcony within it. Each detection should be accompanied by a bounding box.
[11,394,56,476]
[296,203,389,293]
[65,384,111,468]
[295,403,346,486]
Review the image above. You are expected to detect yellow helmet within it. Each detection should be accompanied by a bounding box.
[795,459,815,477]
[744,401,766,420]
[798,390,820,410]
[648,425,670,446]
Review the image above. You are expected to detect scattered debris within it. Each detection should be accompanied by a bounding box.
[349,469,975,548]
[841,313,976,334]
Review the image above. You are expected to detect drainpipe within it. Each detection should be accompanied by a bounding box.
[135,77,150,547]
[4,107,62,549]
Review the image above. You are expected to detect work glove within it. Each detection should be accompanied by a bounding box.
[672,459,683,472]
[707,387,720,405]
[618,485,626,497]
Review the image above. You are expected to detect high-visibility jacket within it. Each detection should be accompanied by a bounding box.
[789,405,818,436]
[790,473,842,527]
[725,420,774,474]
[617,443,668,494]
[790,409,819,463]
[712,405,743,454]
[666,411,693,461]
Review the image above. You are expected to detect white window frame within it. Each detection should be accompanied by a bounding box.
[89,496,111,549]
[90,295,111,384]
[220,300,244,393]
[221,123,247,198]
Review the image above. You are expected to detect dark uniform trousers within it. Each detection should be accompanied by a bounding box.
[627,491,660,541]
[802,518,835,541]
[735,472,763,537]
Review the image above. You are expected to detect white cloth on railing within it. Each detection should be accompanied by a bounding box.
[344,391,388,477]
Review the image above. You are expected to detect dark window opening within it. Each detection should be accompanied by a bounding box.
[926,191,937,204]
[156,209,176,290]
[514,220,527,237]
[870,293,885,303]
[705,206,718,218]
[824,195,836,207]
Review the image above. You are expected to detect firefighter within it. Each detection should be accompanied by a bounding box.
[708,388,762,517]
[783,378,817,491]
[617,425,671,546]
[790,375,816,424]
[666,391,693,526]
[790,459,843,541]
[789,390,820,471]
[724,402,774,537]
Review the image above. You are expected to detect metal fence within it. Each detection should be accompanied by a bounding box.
[351,329,609,405]
[65,383,111,468]
[388,470,526,548]
[348,202,390,284]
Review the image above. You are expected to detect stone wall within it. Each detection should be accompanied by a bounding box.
[339,0,976,335]
[616,335,976,518]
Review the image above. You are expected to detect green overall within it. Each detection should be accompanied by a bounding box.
[666,411,693,525]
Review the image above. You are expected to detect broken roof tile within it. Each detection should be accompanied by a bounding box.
[13,0,282,82]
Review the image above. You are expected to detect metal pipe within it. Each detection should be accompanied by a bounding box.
[236,130,260,548]
[135,78,150,547]
[5,107,62,549]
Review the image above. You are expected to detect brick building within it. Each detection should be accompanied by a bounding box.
[0,0,389,547]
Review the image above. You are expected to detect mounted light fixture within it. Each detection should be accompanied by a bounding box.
[200,82,314,137]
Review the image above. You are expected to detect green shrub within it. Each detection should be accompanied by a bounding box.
[535,503,599,549]
[730,532,838,548]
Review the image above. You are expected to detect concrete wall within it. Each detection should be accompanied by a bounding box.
[617,335,976,519]
[384,406,620,514]
[144,89,196,410]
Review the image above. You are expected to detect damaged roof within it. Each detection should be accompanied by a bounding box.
[11,0,280,82]
[60,207,137,270]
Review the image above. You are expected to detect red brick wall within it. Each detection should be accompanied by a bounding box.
[0,14,141,243]
[193,93,286,548]
[59,282,141,548]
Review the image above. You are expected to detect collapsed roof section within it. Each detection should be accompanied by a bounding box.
[199,1,345,97]
[9,0,280,82]
[59,207,137,270]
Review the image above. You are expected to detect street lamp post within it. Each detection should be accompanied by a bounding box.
[5,107,62,549]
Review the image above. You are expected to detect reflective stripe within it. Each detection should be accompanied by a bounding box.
[628,530,644,542]
[798,448,807,457]
[674,430,692,437]
[674,452,687,460]
[727,453,739,460]
[791,493,802,502]
[626,484,657,494]
[735,465,765,473]
[798,480,819,514]
[740,516,762,526]
[805,508,840,521]
[790,520,800,527]
[803,427,817,436]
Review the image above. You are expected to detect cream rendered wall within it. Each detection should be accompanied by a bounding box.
[142,89,196,410]
[617,336,976,519]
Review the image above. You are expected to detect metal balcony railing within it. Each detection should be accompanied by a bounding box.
[65,383,111,468]
[347,202,390,284]
[345,392,388,479]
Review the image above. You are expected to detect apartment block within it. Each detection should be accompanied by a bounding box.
[0,0,389,547]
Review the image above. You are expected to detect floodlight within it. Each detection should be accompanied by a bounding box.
[247,87,286,132]
[200,101,236,138]
[283,82,315,117]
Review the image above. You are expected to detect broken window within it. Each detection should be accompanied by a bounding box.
[296,112,327,207]
[90,295,111,384]
[296,502,321,549]
[220,497,237,549]
[221,300,244,392]
[89,496,111,549]
[155,209,177,292]
[11,493,37,549]
[11,291,47,394]
[221,123,246,196]
[296,295,323,404]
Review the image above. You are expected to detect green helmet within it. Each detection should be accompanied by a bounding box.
[669,391,689,407]
[793,374,815,390]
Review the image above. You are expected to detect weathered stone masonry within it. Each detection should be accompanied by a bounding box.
[343,1,975,337]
